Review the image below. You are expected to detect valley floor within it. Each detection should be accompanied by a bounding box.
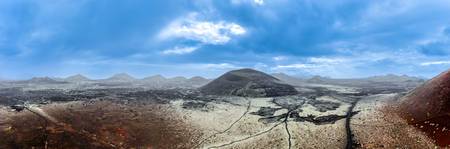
[0,86,440,148]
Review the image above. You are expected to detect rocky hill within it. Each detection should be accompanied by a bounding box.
[398,69,450,146]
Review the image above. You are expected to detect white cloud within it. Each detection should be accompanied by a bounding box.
[308,57,345,64]
[162,46,198,55]
[198,63,239,69]
[158,13,246,45]
[273,56,287,61]
[275,63,318,69]
[420,61,450,66]
[231,0,264,5]
[253,62,268,71]
[254,0,264,5]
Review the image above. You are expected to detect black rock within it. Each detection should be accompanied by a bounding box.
[307,99,341,112]
[10,105,25,112]
[250,107,282,117]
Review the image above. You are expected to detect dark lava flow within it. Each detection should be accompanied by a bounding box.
[345,100,359,149]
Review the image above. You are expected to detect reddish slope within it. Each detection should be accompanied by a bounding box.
[398,69,450,146]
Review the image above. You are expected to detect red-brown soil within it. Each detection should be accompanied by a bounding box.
[398,69,450,147]
[0,101,200,149]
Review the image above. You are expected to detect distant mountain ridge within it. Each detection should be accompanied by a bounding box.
[305,74,425,85]
[106,73,136,82]
[0,72,425,91]
[270,73,426,94]
[65,74,91,82]
[271,73,307,86]
[143,75,165,81]
[15,77,68,84]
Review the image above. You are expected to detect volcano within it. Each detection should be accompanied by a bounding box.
[398,69,450,146]
[200,68,298,97]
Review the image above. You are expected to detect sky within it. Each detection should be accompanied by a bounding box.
[1,0,450,79]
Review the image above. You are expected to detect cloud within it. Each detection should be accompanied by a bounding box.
[196,63,239,70]
[253,62,268,71]
[274,63,318,69]
[308,57,345,64]
[273,56,287,61]
[231,0,264,6]
[158,13,246,45]
[420,61,450,66]
[162,46,198,55]
[270,51,431,78]
[254,0,264,5]
[417,26,450,56]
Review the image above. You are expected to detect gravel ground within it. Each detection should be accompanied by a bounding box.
[352,94,436,149]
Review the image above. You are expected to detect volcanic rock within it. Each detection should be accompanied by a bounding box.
[398,69,450,146]
[200,68,298,97]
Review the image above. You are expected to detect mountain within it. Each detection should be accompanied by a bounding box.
[366,74,424,82]
[22,77,67,84]
[188,76,209,82]
[140,75,209,88]
[106,73,136,82]
[168,76,188,82]
[187,76,210,87]
[398,69,450,145]
[271,73,306,86]
[306,75,331,84]
[142,75,166,82]
[200,68,298,97]
[305,74,425,90]
[65,74,90,82]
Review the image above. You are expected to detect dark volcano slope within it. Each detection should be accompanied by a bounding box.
[200,68,298,97]
[398,69,450,147]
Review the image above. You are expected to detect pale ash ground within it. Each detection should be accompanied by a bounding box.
[0,84,438,148]
[170,84,437,149]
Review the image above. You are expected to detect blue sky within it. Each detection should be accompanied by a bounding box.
[1,0,450,79]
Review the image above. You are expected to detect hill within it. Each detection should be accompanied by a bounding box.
[398,69,450,146]
[200,68,298,97]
